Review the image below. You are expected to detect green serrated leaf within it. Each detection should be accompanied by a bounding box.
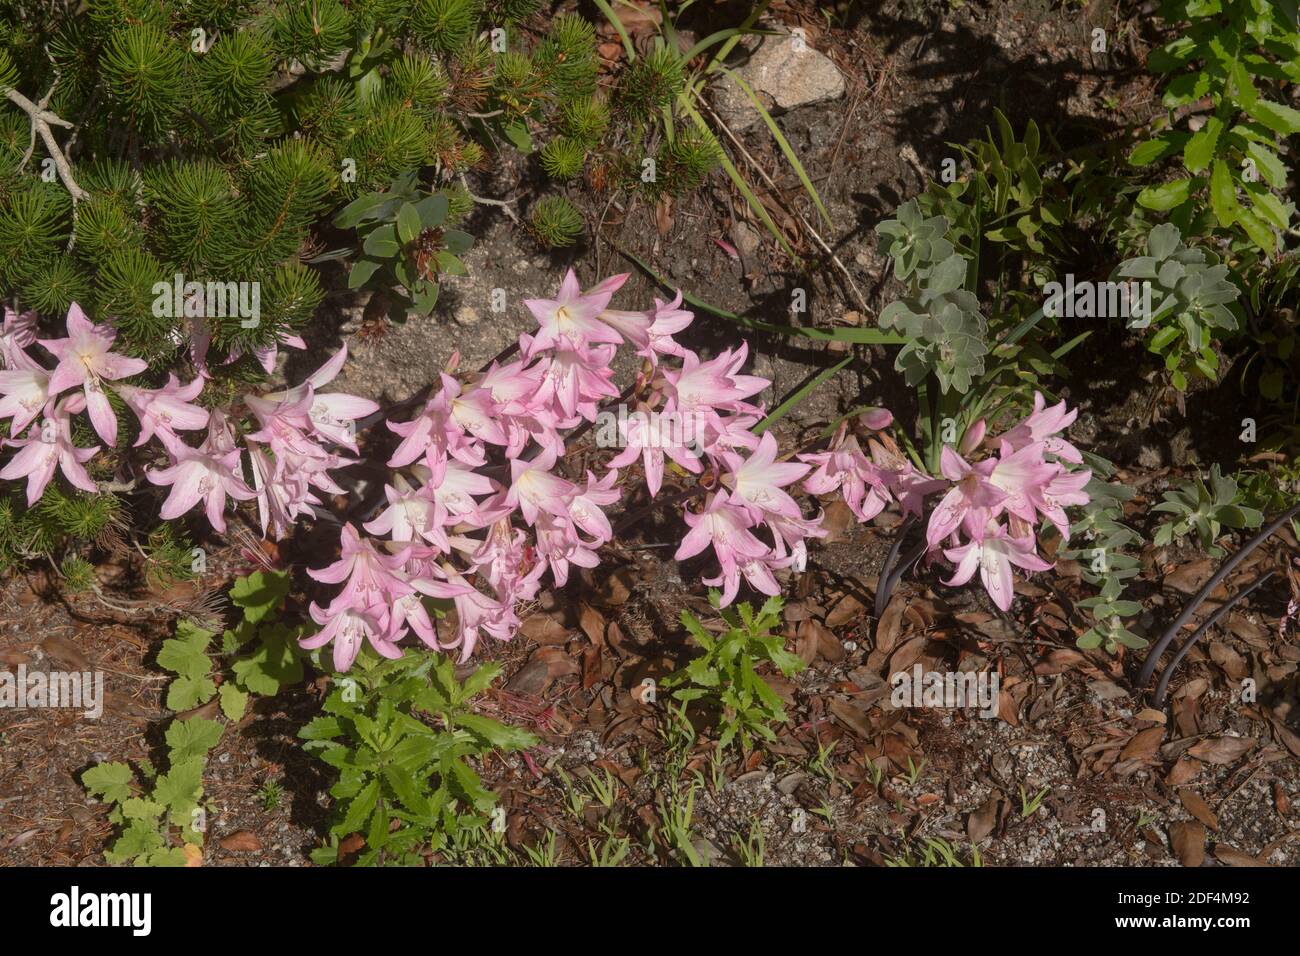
[230,570,290,625]
[219,683,249,722]
[165,717,223,763]
[83,762,135,804]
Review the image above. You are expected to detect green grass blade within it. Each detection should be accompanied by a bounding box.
[755,355,853,435]
[593,0,635,62]
[1051,330,1092,359]
[720,66,833,229]
[681,101,799,261]
[615,245,905,345]
[683,29,747,64]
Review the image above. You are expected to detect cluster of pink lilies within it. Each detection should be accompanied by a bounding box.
[0,275,1090,672]
[0,304,378,539]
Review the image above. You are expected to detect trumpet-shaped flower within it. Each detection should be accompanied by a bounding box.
[254,346,378,451]
[145,419,256,532]
[606,406,703,498]
[0,398,99,504]
[988,440,1059,524]
[388,378,484,469]
[506,446,577,525]
[942,522,1053,612]
[926,446,1007,549]
[1000,391,1083,464]
[661,343,767,419]
[0,364,50,437]
[523,269,627,356]
[308,522,413,610]
[675,491,773,607]
[39,304,147,446]
[800,435,893,522]
[1028,466,1092,543]
[302,603,395,672]
[720,431,810,522]
[117,375,208,453]
[0,307,37,368]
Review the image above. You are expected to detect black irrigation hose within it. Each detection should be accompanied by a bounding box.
[1151,570,1276,705]
[1137,501,1300,691]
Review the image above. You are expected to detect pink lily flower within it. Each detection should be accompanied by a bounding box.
[145,418,257,532]
[1028,467,1092,543]
[639,291,694,362]
[255,346,378,451]
[302,603,396,672]
[530,341,619,422]
[926,446,1007,549]
[800,435,893,522]
[868,437,946,517]
[247,444,320,539]
[523,269,627,357]
[364,474,440,545]
[943,522,1053,612]
[505,446,576,525]
[606,404,704,498]
[308,522,413,610]
[39,303,147,446]
[534,511,600,587]
[0,397,99,504]
[388,379,484,469]
[0,307,37,368]
[413,569,519,662]
[674,491,773,607]
[988,440,1059,524]
[568,469,621,542]
[0,361,50,436]
[661,343,767,419]
[463,518,547,604]
[449,379,508,447]
[117,374,209,453]
[1000,391,1083,463]
[764,510,828,573]
[720,431,810,522]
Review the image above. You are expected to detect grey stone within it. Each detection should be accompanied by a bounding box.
[713,34,846,131]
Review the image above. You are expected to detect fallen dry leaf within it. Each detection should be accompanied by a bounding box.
[873,595,906,657]
[828,698,873,739]
[1164,559,1215,595]
[1177,790,1218,831]
[219,830,262,852]
[1208,642,1247,681]
[519,613,571,645]
[1169,820,1206,867]
[1166,757,1203,786]
[1120,727,1165,762]
[578,604,607,647]
[967,797,1000,844]
[826,592,868,629]
[40,634,91,671]
[1187,736,1254,765]
[1213,844,1266,867]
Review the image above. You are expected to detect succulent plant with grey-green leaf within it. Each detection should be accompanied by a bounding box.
[877,240,989,396]
[1112,222,1242,391]
[1059,464,1148,652]
[1075,577,1147,652]
[875,198,955,281]
[331,171,474,320]
[1152,464,1264,558]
